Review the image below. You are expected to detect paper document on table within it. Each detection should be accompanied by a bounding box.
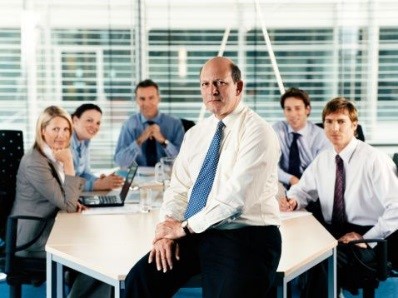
[94,167,120,177]
[82,204,140,215]
[137,166,155,177]
[280,210,311,221]
[139,181,164,191]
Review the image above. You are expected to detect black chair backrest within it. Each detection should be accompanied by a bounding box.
[180,118,195,132]
[393,153,398,170]
[0,130,24,239]
[315,123,365,142]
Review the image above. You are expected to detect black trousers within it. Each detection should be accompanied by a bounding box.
[124,225,281,298]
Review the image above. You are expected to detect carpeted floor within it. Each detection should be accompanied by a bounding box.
[0,281,201,298]
[0,278,397,298]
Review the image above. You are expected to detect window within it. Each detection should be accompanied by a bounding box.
[1,1,398,169]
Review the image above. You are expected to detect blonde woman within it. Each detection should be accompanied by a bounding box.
[11,105,86,258]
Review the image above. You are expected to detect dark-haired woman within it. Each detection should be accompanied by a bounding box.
[71,104,123,191]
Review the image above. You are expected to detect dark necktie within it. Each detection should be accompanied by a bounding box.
[76,144,82,158]
[184,121,225,219]
[288,132,301,178]
[145,121,157,166]
[332,155,346,227]
[76,143,82,158]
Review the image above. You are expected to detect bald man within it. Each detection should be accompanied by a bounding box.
[125,57,282,297]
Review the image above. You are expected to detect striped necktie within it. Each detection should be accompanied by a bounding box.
[332,154,347,227]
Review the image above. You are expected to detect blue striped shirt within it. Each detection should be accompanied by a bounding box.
[272,120,331,187]
[71,131,97,191]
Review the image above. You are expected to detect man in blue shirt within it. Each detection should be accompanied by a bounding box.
[273,87,330,190]
[114,79,185,167]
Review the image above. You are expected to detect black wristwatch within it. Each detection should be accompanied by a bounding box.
[181,220,191,235]
[161,139,170,147]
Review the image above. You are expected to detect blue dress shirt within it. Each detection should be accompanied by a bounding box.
[114,112,185,168]
[71,131,97,191]
[272,120,331,187]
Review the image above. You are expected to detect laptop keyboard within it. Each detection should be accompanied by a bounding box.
[98,195,119,204]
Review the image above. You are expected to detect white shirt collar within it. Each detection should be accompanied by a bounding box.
[334,137,359,163]
[288,122,309,137]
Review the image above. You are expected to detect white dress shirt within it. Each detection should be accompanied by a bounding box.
[42,143,65,183]
[161,102,281,233]
[288,137,398,240]
[272,120,331,185]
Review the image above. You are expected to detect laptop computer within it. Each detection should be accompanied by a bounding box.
[79,161,139,207]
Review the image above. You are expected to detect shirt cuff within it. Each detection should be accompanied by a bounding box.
[84,178,95,191]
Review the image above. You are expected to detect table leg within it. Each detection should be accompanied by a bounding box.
[46,252,65,298]
[327,247,337,298]
[276,279,287,298]
[46,252,56,298]
[56,262,64,297]
[114,280,125,298]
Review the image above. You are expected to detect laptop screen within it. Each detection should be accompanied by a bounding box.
[119,162,139,200]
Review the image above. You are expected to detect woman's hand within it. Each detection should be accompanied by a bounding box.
[75,202,87,213]
[94,173,125,190]
[53,148,75,176]
[53,148,73,164]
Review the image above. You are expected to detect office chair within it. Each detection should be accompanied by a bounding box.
[315,123,365,142]
[392,153,398,169]
[0,130,24,275]
[5,215,48,298]
[180,118,195,132]
[0,130,24,240]
[343,238,398,298]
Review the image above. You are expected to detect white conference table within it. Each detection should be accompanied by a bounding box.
[276,213,337,298]
[46,209,337,298]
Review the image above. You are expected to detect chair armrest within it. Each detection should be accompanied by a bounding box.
[5,215,49,274]
[347,238,389,281]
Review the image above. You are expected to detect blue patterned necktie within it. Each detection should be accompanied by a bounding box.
[332,155,346,227]
[288,132,301,179]
[184,121,225,219]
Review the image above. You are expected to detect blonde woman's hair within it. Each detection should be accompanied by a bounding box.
[33,105,73,152]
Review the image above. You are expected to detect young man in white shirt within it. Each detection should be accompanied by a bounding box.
[125,57,282,297]
[280,97,398,296]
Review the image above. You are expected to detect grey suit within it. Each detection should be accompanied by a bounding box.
[11,148,85,257]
